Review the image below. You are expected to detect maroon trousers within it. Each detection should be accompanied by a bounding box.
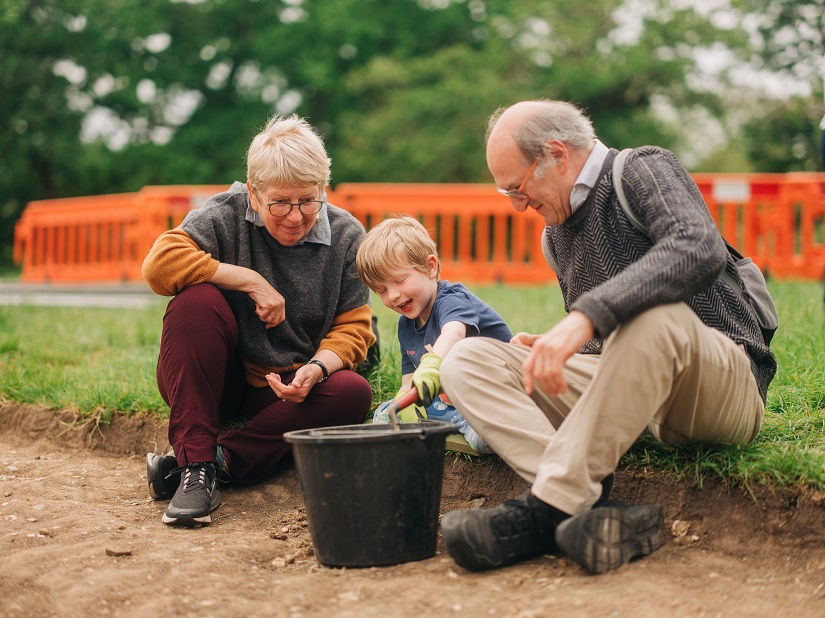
[156,283,372,481]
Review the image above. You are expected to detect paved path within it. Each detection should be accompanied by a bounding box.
[0,281,162,308]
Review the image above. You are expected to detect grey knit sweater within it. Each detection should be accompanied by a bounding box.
[542,147,776,401]
[181,182,371,371]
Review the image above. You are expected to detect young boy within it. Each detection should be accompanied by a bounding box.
[356,215,513,454]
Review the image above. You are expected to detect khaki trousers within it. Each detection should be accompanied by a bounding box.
[440,303,764,516]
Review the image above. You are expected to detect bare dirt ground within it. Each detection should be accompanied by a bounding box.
[1,402,824,618]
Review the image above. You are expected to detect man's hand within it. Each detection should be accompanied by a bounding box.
[522,311,595,396]
[411,352,442,407]
[510,332,540,347]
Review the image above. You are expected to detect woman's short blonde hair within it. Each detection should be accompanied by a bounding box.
[246,115,331,190]
[356,215,440,291]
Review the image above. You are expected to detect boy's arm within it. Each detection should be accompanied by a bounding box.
[410,321,468,406]
[431,321,468,358]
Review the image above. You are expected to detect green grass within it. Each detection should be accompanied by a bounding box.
[1,281,823,490]
[0,301,170,416]
[621,281,825,490]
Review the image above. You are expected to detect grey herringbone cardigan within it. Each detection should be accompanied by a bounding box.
[542,146,776,401]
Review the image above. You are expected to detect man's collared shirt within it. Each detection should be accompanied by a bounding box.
[570,139,608,214]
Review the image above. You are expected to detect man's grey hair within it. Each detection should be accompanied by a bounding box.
[486,100,596,162]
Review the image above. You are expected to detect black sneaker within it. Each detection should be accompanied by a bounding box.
[161,462,222,526]
[555,502,664,574]
[441,491,569,571]
[146,451,179,499]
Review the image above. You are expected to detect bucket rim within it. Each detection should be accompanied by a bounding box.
[284,420,458,445]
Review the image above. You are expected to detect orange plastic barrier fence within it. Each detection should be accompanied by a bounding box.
[12,192,141,283]
[333,183,552,284]
[12,175,825,284]
[12,186,227,284]
[692,173,825,279]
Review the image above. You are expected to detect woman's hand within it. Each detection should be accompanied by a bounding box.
[209,263,286,328]
[249,279,286,329]
[266,363,324,403]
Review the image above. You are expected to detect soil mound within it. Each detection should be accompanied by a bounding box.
[1,402,824,617]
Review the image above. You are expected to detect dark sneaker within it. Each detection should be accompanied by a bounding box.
[161,462,222,526]
[146,451,179,499]
[441,491,569,571]
[555,502,664,574]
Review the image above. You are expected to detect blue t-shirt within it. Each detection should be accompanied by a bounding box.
[398,280,512,375]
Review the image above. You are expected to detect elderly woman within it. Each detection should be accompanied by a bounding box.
[142,115,375,526]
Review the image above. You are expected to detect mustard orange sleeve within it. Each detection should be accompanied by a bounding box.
[319,305,376,369]
[142,228,220,296]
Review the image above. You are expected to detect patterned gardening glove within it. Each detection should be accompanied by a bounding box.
[411,352,442,408]
[395,389,428,423]
[373,389,428,423]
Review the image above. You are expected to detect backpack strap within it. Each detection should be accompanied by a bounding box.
[612,148,646,234]
[540,226,560,273]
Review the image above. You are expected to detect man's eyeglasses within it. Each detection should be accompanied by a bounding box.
[254,187,324,217]
[496,154,540,200]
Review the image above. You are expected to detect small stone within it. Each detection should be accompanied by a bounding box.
[671,520,691,537]
[106,548,132,557]
[272,558,287,568]
[38,529,50,536]
[337,591,359,602]
[285,551,301,564]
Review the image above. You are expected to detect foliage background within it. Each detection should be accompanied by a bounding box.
[2,0,824,268]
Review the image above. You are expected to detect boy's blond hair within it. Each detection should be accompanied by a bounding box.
[356,215,440,291]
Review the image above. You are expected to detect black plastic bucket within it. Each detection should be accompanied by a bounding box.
[284,420,456,568]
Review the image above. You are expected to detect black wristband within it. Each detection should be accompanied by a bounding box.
[306,359,329,383]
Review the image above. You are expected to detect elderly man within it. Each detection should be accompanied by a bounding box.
[439,100,776,574]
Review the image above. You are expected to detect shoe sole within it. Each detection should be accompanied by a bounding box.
[161,488,222,527]
[441,508,550,571]
[441,510,501,571]
[146,453,178,500]
[146,453,164,499]
[555,504,663,574]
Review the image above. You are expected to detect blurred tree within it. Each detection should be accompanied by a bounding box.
[0,0,759,266]
[335,0,743,181]
[726,0,825,171]
[739,94,825,172]
[735,0,824,76]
